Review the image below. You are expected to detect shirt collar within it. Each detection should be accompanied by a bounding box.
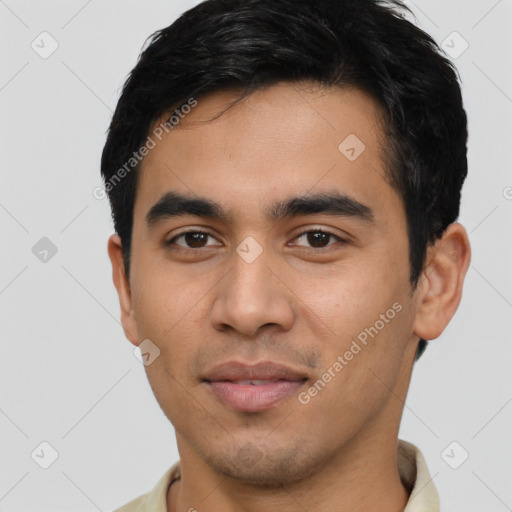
[399,439,440,511]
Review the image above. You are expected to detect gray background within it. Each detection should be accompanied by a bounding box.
[0,0,511,511]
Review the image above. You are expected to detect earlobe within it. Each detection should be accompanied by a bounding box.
[412,222,471,341]
[107,234,140,346]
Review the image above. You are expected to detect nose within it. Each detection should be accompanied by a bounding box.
[210,243,296,337]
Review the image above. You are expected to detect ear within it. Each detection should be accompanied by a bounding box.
[107,234,140,346]
[412,222,471,341]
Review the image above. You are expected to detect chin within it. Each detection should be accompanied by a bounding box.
[201,440,322,488]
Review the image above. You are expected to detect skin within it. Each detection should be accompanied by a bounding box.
[108,81,471,512]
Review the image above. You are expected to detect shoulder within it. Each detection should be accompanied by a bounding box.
[112,461,181,512]
[113,493,147,512]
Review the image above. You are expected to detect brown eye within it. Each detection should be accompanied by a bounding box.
[293,230,347,249]
[168,231,221,249]
[306,231,330,248]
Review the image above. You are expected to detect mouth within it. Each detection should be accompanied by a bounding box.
[202,361,309,412]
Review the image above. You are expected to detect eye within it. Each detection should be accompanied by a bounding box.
[167,230,222,249]
[291,229,348,249]
[166,229,348,251]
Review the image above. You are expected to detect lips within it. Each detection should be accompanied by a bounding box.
[203,361,308,412]
[203,360,307,382]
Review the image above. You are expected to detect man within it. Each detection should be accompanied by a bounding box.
[102,0,471,510]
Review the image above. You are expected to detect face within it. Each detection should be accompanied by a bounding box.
[117,82,425,485]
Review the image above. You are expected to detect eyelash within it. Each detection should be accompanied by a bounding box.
[166,229,348,251]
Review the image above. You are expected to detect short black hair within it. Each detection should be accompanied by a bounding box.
[101,0,468,361]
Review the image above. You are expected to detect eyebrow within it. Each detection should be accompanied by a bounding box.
[145,190,375,227]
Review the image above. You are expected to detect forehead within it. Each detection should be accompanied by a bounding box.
[134,81,403,229]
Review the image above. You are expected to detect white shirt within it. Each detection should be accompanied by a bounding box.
[114,439,440,512]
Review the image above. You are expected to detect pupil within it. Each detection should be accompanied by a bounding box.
[186,233,206,248]
[308,232,328,247]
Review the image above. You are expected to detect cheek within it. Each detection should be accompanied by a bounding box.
[130,269,211,412]
[295,263,411,388]
[299,310,411,439]
[143,355,201,431]
[130,257,215,341]
[291,263,398,338]
[133,274,207,424]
